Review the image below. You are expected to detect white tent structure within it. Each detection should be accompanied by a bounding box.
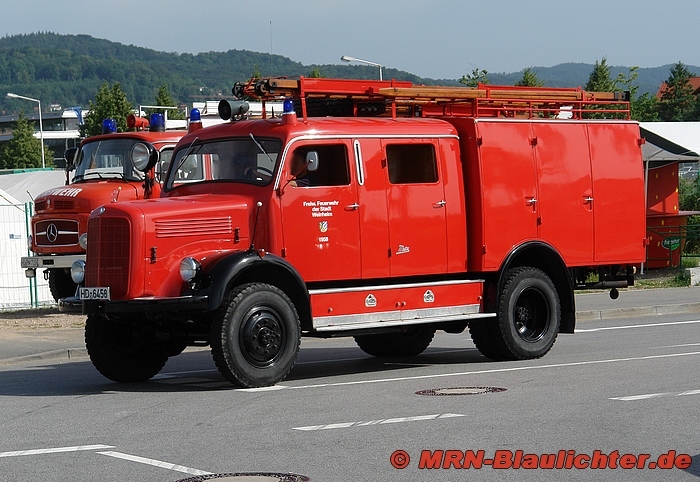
[0,171,65,309]
[640,122,700,165]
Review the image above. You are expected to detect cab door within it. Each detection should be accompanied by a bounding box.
[280,141,362,282]
[382,140,448,276]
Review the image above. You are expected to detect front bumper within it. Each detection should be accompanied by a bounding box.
[79,295,210,315]
[22,254,86,277]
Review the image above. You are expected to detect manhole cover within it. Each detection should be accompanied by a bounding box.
[175,473,310,482]
[416,386,507,396]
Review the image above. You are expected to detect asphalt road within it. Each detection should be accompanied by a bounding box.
[1,312,699,481]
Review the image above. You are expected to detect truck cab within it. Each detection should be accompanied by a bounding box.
[22,115,185,301]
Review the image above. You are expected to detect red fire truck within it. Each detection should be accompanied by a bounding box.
[22,114,186,301]
[77,78,646,387]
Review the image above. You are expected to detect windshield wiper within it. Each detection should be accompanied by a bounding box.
[249,133,275,166]
[172,137,200,179]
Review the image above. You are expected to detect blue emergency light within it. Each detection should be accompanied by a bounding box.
[101,118,117,134]
[190,108,201,122]
[283,98,295,114]
[149,113,165,132]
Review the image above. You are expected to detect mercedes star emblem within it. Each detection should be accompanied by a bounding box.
[46,223,59,243]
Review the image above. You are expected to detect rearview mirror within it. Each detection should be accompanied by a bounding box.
[64,147,78,172]
[306,151,319,172]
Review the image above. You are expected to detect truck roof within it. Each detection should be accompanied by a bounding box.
[81,130,187,146]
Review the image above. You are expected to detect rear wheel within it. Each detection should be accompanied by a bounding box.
[354,326,436,357]
[85,314,168,382]
[210,283,301,388]
[48,268,77,302]
[470,267,560,360]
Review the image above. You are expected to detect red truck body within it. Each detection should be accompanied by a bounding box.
[78,78,646,387]
[23,125,185,301]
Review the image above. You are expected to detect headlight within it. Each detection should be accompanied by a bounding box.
[27,234,33,251]
[79,233,88,250]
[180,257,201,282]
[131,142,151,172]
[71,260,86,284]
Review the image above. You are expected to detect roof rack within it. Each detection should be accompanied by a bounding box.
[235,77,631,120]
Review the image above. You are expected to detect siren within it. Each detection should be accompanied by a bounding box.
[149,113,165,132]
[218,100,250,121]
[127,114,150,131]
[282,98,297,126]
[101,118,117,134]
[188,108,203,133]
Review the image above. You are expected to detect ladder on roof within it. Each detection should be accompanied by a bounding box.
[235,77,631,120]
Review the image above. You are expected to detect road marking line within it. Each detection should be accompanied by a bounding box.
[236,350,700,392]
[576,319,700,333]
[610,388,700,401]
[0,445,114,458]
[97,451,212,476]
[655,342,700,349]
[293,413,465,431]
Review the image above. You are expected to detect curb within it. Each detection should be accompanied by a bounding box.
[0,347,88,366]
[575,302,700,321]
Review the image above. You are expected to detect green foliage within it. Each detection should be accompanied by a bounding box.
[657,62,696,121]
[81,82,133,137]
[308,67,323,78]
[679,177,700,211]
[584,57,616,92]
[251,64,262,80]
[459,68,489,87]
[148,84,184,120]
[0,112,52,168]
[515,67,544,87]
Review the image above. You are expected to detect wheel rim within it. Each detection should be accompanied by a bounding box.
[238,306,286,367]
[512,286,550,342]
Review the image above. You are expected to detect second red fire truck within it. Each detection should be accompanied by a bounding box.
[74,78,646,387]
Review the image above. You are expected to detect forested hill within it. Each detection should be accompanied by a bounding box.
[0,32,697,113]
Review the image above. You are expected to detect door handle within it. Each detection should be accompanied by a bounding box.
[526,197,537,206]
[433,200,447,208]
[345,203,360,211]
[583,196,594,204]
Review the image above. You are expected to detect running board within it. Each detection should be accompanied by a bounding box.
[312,311,496,332]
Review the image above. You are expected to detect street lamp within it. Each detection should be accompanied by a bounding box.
[7,92,45,169]
[340,55,383,81]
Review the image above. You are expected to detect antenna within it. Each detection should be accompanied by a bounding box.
[269,20,273,76]
[249,201,263,251]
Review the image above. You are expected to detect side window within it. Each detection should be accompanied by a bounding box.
[156,148,173,182]
[386,144,438,184]
[291,144,350,187]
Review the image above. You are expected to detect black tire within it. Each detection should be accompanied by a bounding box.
[48,268,77,302]
[470,267,560,360]
[210,283,301,388]
[354,326,436,357]
[85,314,168,383]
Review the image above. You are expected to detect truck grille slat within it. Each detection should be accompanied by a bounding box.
[86,217,130,298]
[155,217,232,238]
[35,219,79,247]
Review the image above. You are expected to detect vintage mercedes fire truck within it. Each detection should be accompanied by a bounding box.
[22,114,186,301]
[75,78,646,387]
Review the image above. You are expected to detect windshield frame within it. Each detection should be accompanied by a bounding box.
[72,138,151,183]
[164,136,282,192]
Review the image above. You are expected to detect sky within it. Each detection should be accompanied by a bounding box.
[2,0,700,79]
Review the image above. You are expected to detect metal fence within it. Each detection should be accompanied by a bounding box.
[0,202,52,309]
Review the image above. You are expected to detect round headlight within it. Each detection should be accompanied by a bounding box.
[27,234,33,251]
[79,233,88,250]
[71,260,86,284]
[180,257,201,282]
[131,142,151,172]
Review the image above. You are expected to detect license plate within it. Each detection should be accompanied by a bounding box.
[79,287,111,300]
[21,257,39,268]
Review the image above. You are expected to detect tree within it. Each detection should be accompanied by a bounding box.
[81,82,134,137]
[308,67,323,78]
[459,67,489,87]
[0,112,52,169]
[251,64,262,80]
[584,57,616,92]
[657,62,696,121]
[515,67,544,87]
[149,84,185,120]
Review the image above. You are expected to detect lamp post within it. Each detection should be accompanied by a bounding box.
[7,92,45,169]
[340,55,383,81]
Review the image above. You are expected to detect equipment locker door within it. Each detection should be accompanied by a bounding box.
[533,122,594,265]
[280,141,362,281]
[382,140,448,276]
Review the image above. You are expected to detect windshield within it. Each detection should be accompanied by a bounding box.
[166,137,281,189]
[73,138,148,182]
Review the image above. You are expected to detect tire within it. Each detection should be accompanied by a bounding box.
[470,267,560,360]
[210,283,301,388]
[48,268,77,302]
[85,314,168,383]
[354,326,436,357]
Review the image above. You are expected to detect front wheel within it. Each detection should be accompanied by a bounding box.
[85,314,168,382]
[48,268,77,302]
[210,283,301,388]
